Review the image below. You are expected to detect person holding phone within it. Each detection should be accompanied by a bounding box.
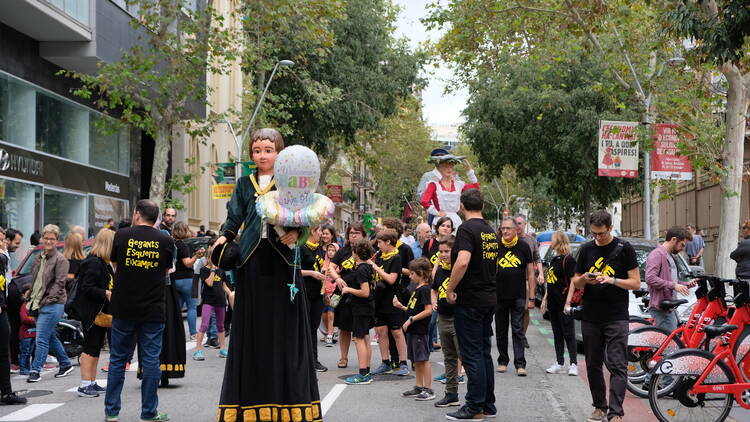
[571,210,640,422]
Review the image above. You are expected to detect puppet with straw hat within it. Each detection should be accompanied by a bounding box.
[419,150,480,231]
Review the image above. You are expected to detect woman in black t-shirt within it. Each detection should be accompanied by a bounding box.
[422,217,454,266]
[540,232,578,376]
[331,223,365,369]
[171,222,205,339]
[300,226,327,372]
[63,232,85,291]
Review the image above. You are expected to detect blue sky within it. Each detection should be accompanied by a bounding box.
[393,0,468,127]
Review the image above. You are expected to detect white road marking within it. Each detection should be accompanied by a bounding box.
[434,361,444,366]
[186,341,196,351]
[66,379,107,392]
[0,403,64,421]
[320,384,346,416]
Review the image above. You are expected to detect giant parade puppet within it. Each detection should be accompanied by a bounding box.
[419,149,480,232]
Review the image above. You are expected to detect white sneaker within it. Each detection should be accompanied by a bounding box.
[546,363,565,374]
[568,363,578,376]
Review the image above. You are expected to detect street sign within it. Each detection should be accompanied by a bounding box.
[651,123,693,180]
[326,185,343,203]
[598,120,639,178]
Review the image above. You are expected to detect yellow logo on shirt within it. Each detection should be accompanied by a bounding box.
[546,267,557,284]
[430,251,439,265]
[588,257,615,277]
[341,256,355,270]
[407,290,418,310]
[107,274,113,290]
[438,276,450,300]
[0,275,6,292]
[498,251,522,268]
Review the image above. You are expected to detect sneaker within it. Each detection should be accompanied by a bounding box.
[125,363,131,371]
[140,412,170,421]
[189,334,197,341]
[218,349,228,358]
[91,382,106,393]
[457,375,466,384]
[325,335,333,347]
[434,394,460,408]
[415,388,436,401]
[496,364,507,373]
[516,368,527,377]
[0,392,27,405]
[344,373,373,385]
[42,363,57,370]
[610,417,622,422]
[77,385,100,398]
[101,363,109,372]
[55,366,74,378]
[446,405,485,421]
[587,408,607,422]
[482,408,497,418]
[402,386,423,398]
[568,363,578,376]
[105,415,119,422]
[192,351,205,361]
[314,361,328,372]
[394,363,410,376]
[26,372,41,383]
[434,373,447,383]
[371,362,392,375]
[546,363,565,374]
[9,364,19,374]
[522,337,530,348]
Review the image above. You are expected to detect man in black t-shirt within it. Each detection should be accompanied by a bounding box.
[571,210,639,422]
[495,217,534,376]
[444,189,499,421]
[106,200,174,421]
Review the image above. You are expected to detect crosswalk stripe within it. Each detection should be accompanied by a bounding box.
[321,384,346,417]
[0,403,64,421]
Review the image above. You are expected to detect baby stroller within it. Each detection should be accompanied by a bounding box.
[57,318,85,364]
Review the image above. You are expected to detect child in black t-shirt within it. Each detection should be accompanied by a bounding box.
[193,250,228,361]
[330,239,376,385]
[394,257,434,401]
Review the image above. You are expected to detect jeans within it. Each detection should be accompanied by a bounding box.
[428,311,439,350]
[19,337,34,374]
[454,305,496,414]
[0,312,13,395]
[207,311,217,341]
[31,304,71,373]
[582,320,629,419]
[174,278,197,335]
[495,298,526,369]
[649,308,679,331]
[105,318,165,419]
[438,314,461,395]
[549,306,577,365]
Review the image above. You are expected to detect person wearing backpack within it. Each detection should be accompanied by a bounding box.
[540,231,578,377]
[571,210,640,422]
[70,228,115,398]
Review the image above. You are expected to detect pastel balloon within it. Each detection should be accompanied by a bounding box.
[274,145,320,212]
[256,192,334,227]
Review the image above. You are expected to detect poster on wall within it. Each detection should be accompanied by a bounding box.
[326,185,343,203]
[211,161,256,200]
[88,196,128,237]
[598,120,639,178]
[651,123,693,180]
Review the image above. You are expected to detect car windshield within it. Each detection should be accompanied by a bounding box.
[16,245,92,277]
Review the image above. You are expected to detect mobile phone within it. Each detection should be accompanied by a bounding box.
[584,272,596,279]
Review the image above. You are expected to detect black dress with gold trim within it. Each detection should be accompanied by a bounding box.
[217,173,321,422]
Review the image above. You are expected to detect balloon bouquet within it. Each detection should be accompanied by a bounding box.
[255,145,335,301]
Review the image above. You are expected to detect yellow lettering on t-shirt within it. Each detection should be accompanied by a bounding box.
[342,256,355,270]
[588,257,615,276]
[123,239,162,270]
[498,251,522,268]
[546,267,557,284]
[438,277,450,300]
[407,290,418,310]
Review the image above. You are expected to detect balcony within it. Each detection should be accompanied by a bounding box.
[0,0,92,42]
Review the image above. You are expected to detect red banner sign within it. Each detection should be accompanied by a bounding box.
[326,185,343,203]
[651,124,693,180]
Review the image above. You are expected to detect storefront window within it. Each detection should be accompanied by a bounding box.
[0,179,42,270]
[0,72,130,175]
[88,196,129,237]
[43,188,87,239]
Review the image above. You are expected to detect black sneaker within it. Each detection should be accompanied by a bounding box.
[446,405,484,421]
[314,361,328,372]
[206,338,220,349]
[91,382,107,393]
[482,408,497,418]
[27,372,41,383]
[55,366,74,378]
[415,388,436,401]
[0,392,27,405]
[77,385,99,398]
[522,337,530,349]
[435,394,460,408]
[402,386,423,398]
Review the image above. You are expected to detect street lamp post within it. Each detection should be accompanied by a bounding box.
[239,60,295,150]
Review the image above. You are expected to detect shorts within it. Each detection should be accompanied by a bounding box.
[323,306,334,312]
[407,333,430,362]
[82,324,108,357]
[351,314,374,339]
[374,312,404,330]
[334,302,353,332]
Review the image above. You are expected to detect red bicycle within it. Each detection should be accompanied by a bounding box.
[648,279,750,422]
[626,277,732,397]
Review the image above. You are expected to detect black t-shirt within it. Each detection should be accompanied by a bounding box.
[432,262,454,316]
[110,225,174,322]
[347,263,375,316]
[300,242,325,302]
[172,240,194,280]
[332,245,355,277]
[423,239,440,267]
[396,241,414,292]
[373,251,402,314]
[451,218,498,307]
[68,258,82,277]
[199,267,227,307]
[496,240,533,300]
[546,254,576,308]
[406,284,432,335]
[575,238,639,322]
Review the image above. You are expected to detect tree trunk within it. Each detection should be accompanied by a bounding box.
[650,184,660,238]
[149,124,173,207]
[317,146,339,193]
[715,65,749,278]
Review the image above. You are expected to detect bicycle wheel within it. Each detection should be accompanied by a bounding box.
[648,349,734,422]
[626,326,685,398]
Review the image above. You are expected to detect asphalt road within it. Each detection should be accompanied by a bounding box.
[0,310,749,421]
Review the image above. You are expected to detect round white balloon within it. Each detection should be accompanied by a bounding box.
[273,145,320,211]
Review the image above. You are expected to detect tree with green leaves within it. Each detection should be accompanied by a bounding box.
[60,0,240,207]
[664,0,750,278]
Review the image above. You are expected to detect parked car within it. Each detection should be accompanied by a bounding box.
[542,237,703,347]
[12,239,95,291]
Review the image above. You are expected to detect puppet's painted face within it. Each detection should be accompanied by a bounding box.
[251,139,278,173]
[437,162,455,178]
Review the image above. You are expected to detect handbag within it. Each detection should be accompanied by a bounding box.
[94,311,112,328]
[329,293,342,309]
